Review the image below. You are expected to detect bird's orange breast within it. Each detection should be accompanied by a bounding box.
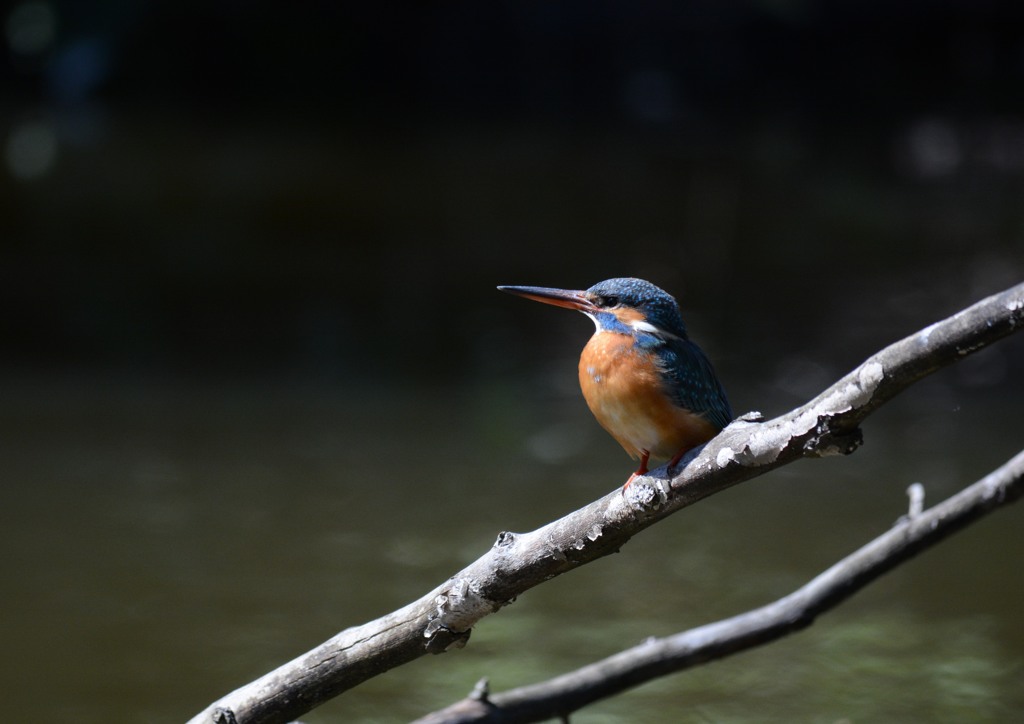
[578,332,718,462]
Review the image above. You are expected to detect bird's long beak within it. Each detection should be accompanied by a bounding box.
[497,285,598,313]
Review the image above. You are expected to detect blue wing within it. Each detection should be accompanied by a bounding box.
[645,334,733,431]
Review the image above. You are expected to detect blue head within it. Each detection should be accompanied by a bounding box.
[584,278,688,338]
[500,277,733,434]
[498,277,689,340]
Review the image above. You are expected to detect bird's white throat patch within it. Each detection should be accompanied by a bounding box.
[584,312,677,339]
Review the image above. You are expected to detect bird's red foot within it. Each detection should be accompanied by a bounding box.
[623,452,651,489]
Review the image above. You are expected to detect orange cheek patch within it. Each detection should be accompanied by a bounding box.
[613,307,646,326]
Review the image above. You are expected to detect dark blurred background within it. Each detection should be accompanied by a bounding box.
[3,2,1023,722]
[3,0,1023,383]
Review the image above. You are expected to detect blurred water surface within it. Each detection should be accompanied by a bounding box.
[2,363,1021,723]
[4,4,1024,720]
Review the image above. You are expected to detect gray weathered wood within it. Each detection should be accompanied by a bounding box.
[414,448,1024,723]
[188,281,1024,724]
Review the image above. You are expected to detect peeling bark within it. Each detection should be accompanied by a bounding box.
[414,449,1024,723]
[188,282,1024,724]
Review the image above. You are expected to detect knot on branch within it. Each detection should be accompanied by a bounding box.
[469,677,490,702]
[494,531,517,548]
[802,419,863,457]
[424,577,499,653]
[212,708,237,724]
[423,625,471,654]
[623,477,667,511]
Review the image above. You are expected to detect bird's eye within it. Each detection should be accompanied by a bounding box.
[596,295,619,308]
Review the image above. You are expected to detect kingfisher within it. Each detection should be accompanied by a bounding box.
[498,278,732,484]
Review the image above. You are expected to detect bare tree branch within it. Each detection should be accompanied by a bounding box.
[188,282,1024,724]
[414,449,1024,723]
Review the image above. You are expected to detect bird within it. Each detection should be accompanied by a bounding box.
[498,277,732,484]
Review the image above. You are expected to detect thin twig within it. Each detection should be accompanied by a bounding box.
[414,449,1024,723]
